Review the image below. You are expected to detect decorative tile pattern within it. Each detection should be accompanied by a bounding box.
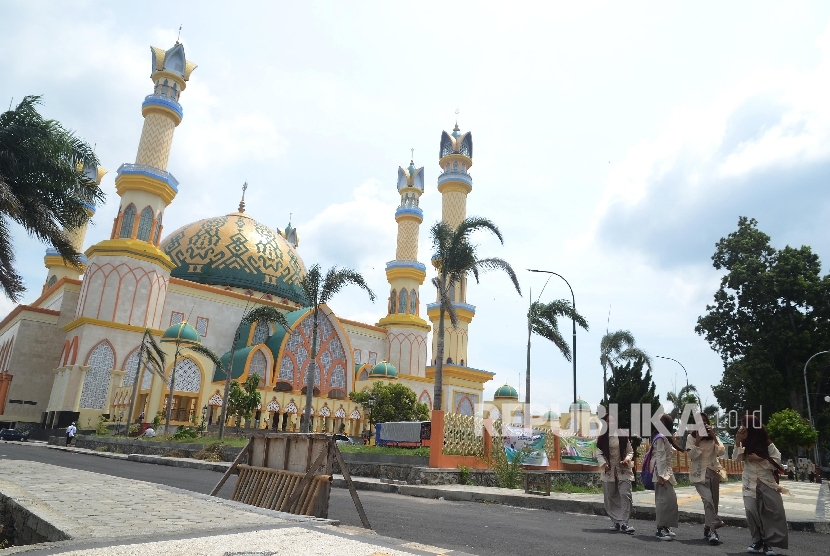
[121,349,141,387]
[442,412,484,457]
[195,316,208,337]
[395,219,420,260]
[368,352,377,367]
[278,356,294,382]
[330,364,346,389]
[172,358,201,393]
[349,409,361,419]
[334,407,346,419]
[80,343,115,410]
[170,312,184,326]
[441,191,467,228]
[248,350,267,381]
[208,391,223,406]
[266,398,280,412]
[285,401,298,413]
[135,113,175,170]
[319,405,331,417]
[252,321,270,345]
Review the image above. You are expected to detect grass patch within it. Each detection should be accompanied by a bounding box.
[129,435,252,447]
[94,446,109,452]
[338,445,430,457]
[550,480,603,494]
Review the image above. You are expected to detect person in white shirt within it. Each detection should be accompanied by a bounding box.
[596,413,635,534]
[734,414,788,556]
[651,413,684,541]
[689,413,726,544]
[65,422,77,446]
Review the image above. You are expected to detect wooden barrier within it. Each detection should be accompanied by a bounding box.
[231,464,331,515]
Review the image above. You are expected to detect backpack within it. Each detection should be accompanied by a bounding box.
[640,434,664,490]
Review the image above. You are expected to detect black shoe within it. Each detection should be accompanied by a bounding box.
[708,531,720,545]
[656,528,673,541]
[764,546,778,556]
[747,541,764,553]
[703,526,710,539]
[619,524,635,535]
[609,523,620,531]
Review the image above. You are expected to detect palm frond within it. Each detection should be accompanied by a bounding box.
[143,330,166,369]
[451,216,505,246]
[460,257,522,295]
[241,305,291,331]
[320,266,376,305]
[299,264,322,307]
[185,343,225,370]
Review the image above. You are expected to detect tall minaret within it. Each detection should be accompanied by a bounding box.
[43,164,107,289]
[428,122,475,367]
[77,42,196,329]
[377,157,430,376]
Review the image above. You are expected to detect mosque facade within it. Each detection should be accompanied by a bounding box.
[0,42,496,433]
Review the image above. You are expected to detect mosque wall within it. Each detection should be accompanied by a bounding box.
[340,321,387,368]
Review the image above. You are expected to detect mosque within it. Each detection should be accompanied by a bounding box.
[0,41,506,434]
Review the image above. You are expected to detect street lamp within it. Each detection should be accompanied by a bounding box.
[803,350,828,466]
[367,394,376,446]
[528,269,578,404]
[655,356,689,387]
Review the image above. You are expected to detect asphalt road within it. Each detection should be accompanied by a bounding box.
[0,441,826,555]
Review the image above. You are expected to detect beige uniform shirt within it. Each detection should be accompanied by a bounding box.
[596,439,634,482]
[689,437,725,483]
[733,442,786,498]
[651,436,677,486]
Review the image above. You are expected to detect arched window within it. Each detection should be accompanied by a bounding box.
[249,350,267,383]
[409,290,417,315]
[119,204,136,238]
[278,357,294,383]
[251,321,270,345]
[80,342,115,409]
[457,396,474,416]
[330,364,346,389]
[398,289,408,314]
[453,161,458,171]
[389,289,397,314]
[47,275,57,288]
[172,358,201,392]
[154,213,163,244]
[136,207,154,241]
[358,368,369,381]
[161,79,169,96]
[122,348,142,387]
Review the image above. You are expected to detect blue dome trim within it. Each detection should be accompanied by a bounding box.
[45,248,87,264]
[394,207,423,219]
[142,94,184,119]
[385,260,427,272]
[117,163,179,192]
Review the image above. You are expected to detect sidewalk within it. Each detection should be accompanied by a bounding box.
[0,460,471,555]
[43,443,830,534]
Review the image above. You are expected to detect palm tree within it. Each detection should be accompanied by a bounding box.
[666,383,702,421]
[527,299,589,405]
[0,96,104,301]
[164,334,226,432]
[218,305,291,439]
[298,264,375,433]
[125,329,167,431]
[599,330,652,405]
[430,217,521,411]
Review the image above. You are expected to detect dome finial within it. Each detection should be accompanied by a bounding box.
[452,109,461,138]
[238,181,248,213]
[176,24,183,45]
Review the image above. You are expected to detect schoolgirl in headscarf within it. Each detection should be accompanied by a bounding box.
[733,414,789,555]
[689,412,726,544]
[651,413,684,541]
[596,413,635,534]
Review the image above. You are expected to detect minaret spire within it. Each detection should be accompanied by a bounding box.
[238,181,248,213]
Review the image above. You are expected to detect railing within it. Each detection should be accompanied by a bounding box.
[437,171,473,186]
[117,163,180,190]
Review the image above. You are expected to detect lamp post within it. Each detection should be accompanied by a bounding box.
[655,355,689,387]
[803,350,828,466]
[528,269,577,404]
[367,394,376,446]
[201,405,208,436]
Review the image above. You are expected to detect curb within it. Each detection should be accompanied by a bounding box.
[45,445,829,535]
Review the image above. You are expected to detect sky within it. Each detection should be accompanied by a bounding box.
[3,1,830,417]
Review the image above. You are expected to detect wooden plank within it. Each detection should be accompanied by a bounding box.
[332,440,371,529]
[212,439,252,496]
[284,446,329,512]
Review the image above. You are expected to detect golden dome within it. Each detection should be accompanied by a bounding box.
[160,212,307,304]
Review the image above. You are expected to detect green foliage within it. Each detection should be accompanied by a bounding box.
[0,96,105,301]
[349,381,429,424]
[194,442,228,462]
[697,217,830,424]
[529,299,588,362]
[489,444,531,489]
[457,464,472,485]
[766,408,819,458]
[601,357,661,433]
[227,375,261,427]
[666,384,702,421]
[152,411,163,429]
[600,330,651,405]
[429,217,521,410]
[128,424,141,436]
[173,426,199,440]
[337,445,430,456]
[551,480,602,494]
[95,415,109,436]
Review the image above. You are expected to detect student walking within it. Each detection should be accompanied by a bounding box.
[734,414,789,555]
[65,422,76,446]
[651,413,684,541]
[596,413,635,534]
[689,413,726,545]
[807,460,816,483]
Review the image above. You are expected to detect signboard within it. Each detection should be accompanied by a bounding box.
[502,426,548,466]
[560,436,599,465]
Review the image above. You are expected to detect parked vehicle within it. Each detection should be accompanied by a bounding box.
[333,433,354,446]
[0,428,29,442]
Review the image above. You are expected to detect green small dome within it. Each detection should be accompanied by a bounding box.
[543,410,559,420]
[161,322,201,346]
[494,384,518,399]
[571,398,591,410]
[369,361,397,378]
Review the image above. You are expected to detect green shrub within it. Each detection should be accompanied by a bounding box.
[152,411,163,429]
[457,465,472,485]
[95,415,109,436]
[173,426,199,440]
[194,441,227,462]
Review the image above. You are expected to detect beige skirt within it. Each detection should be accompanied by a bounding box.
[655,481,678,528]
[744,481,788,548]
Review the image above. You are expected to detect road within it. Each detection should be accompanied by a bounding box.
[0,441,825,555]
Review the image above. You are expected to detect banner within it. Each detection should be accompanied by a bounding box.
[502,426,548,466]
[560,436,599,465]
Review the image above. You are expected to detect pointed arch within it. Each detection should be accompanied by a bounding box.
[418,390,432,410]
[119,204,137,238]
[80,340,115,409]
[171,357,202,393]
[398,289,409,314]
[247,348,268,385]
[389,289,397,314]
[136,206,154,241]
[456,395,474,416]
[409,289,418,315]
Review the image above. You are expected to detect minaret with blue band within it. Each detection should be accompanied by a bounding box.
[43,165,106,290]
[377,157,430,377]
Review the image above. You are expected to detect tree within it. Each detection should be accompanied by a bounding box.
[666,383,702,421]
[349,382,429,425]
[696,217,830,420]
[218,305,290,439]
[125,329,167,428]
[430,217,521,411]
[602,356,661,487]
[527,299,589,404]
[0,96,105,301]
[766,408,819,459]
[599,330,652,406]
[299,264,375,432]
[164,336,224,432]
[227,375,262,431]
